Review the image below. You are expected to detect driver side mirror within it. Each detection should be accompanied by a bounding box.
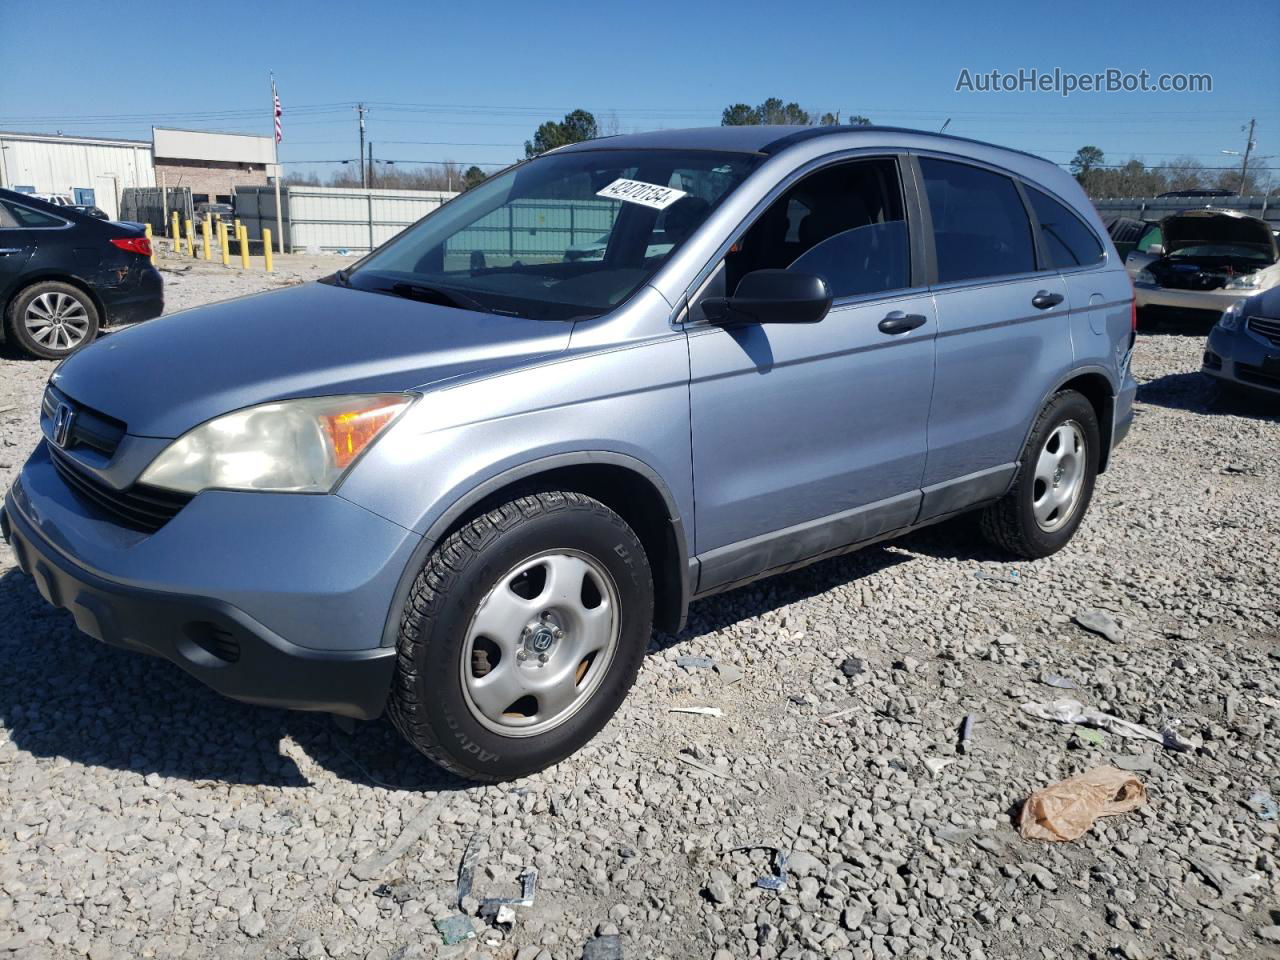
[701,269,832,325]
[1145,243,1163,257]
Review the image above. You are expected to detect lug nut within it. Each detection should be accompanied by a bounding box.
[538,652,549,663]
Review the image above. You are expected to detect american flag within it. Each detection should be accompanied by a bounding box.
[273,81,282,144]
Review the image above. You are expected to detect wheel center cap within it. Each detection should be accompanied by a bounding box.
[1053,466,1064,485]
[527,626,556,654]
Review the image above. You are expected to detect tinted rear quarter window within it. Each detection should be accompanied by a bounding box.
[1028,187,1104,269]
[920,158,1035,283]
[1,200,67,228]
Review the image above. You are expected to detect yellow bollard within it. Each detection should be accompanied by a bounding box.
[263,229,273,273]
[184,218,194,257]
[219,222,230,267]
[170,211,180,254]
[238,226,249,269]
[144,223,155,266]
[201,219,212,261]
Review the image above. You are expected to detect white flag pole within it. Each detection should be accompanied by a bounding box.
[272,73,284,255]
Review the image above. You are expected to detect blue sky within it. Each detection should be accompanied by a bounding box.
[2,0,1277,182]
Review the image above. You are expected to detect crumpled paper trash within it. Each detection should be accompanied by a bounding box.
[1019,766,1146,842]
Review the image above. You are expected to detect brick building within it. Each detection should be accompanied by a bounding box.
[152,127,275,205]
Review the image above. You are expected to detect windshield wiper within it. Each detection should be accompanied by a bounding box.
[387,282,489,314]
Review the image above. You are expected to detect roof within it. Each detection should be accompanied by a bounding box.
[552,125,1052,164]
[0,130,151,147]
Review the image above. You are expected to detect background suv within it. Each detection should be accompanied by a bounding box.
[3,127,1136,781]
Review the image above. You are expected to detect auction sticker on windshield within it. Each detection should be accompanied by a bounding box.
[596,178,688,210]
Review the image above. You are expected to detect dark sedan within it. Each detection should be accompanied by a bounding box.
[0,188,163,359]
[1203,286,1280,398]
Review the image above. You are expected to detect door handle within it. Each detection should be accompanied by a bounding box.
[878,311,927,335]
[1031,290,1064,310]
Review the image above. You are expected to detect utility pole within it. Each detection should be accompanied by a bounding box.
[355,104,367,189]
[367,141,374,189]
[1239,118,1256,195]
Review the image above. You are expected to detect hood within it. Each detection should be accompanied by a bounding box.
[51,281,571,438]
[1159,209,1278,261]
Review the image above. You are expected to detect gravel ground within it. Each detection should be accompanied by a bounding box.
[1,261,1278,960]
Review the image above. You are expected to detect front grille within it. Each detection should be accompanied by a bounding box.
[49,445,191,533]
[43,386,126,457]
[1247,315,1280,347]
[1236,363,1280,390]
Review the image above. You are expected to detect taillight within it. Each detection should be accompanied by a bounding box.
[110,235,152,257]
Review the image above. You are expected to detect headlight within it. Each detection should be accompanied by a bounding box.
[139,394,414,494]
[1217,299,1245,331]
[1224,272,1262,290]
[1135,269,1156,285]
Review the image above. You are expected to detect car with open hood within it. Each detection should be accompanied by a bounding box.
[2,126,1137,781]
[1134,208,1280,325]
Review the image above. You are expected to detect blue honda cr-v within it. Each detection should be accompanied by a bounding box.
[3,126,1137,781]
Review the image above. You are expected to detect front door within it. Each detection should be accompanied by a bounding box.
[686,156,936,593]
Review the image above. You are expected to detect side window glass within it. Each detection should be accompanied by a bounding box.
[1137,226,1162,253]
[724,157,910,299]
[1,201,65,229]
[0,203,17,229]
[919,158,1035,283]
[1027,186,1104,269]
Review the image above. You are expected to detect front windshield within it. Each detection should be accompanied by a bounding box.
[347,148,762,320]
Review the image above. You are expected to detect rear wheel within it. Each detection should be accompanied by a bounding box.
[388,491,653,781]
[980,390,1100,559]
[6,281,99,359]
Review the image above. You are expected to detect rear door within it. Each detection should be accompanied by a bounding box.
[914,155,1071,521]
[0,200,38,305]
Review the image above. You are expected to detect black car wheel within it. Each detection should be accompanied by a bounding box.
[6,281,100,359]
[388,490,654,782]
[980,389,1100,559]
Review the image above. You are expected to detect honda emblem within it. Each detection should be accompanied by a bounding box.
[52,402,75,448]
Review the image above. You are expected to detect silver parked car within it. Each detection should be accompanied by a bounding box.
[3,126,1137,780]
[1203,287,1280,397]
[1134,209,1280,325]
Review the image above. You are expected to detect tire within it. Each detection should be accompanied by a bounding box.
[980,390,1100,559]
[388,491,654,782]
[5,281,100,359]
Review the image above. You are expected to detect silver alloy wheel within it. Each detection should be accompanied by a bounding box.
[24,292,91,351]
[460,550,621,737]
[1032,420,1087,533]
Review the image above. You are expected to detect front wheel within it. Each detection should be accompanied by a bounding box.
[980,389,1100,559]
[388,491,654,781]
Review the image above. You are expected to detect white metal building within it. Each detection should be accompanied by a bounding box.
[0,131,155,219]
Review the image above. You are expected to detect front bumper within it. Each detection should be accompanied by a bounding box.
[1202,323,1280,397]
[3,443,423,718]
[1134,283,1249,324]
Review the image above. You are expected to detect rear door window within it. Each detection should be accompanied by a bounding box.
[919,158,1035,283]
[1,200,67,229]
[1027,187,1104,269]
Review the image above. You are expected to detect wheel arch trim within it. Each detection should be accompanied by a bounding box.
[375,451,692,649]
[1022,365,1119,474]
